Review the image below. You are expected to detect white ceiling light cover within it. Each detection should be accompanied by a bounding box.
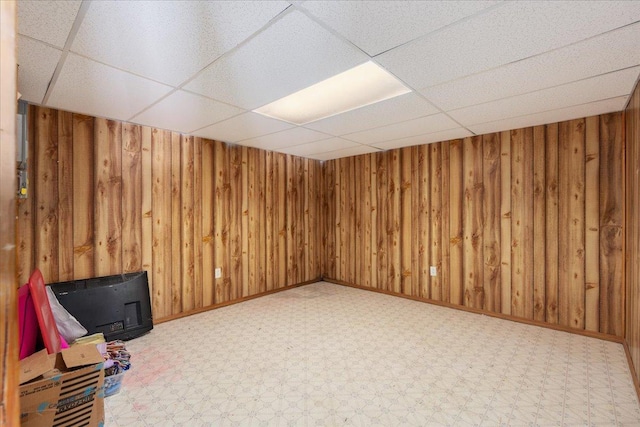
[254,61,411,125]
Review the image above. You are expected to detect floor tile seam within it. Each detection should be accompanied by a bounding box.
[586,346,593,426]
[560,349,575,426]
[603,342,620,426]
[505,362,544,425]
[531,342,557,426]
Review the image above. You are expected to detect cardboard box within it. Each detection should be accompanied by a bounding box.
[19,345,105,427]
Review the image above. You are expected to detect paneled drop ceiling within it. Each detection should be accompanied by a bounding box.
[17,0,640,160]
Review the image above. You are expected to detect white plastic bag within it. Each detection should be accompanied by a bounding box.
[46,286,88,343]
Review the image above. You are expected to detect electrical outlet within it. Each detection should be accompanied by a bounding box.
[215,268,222,279]
[430,266,437,277]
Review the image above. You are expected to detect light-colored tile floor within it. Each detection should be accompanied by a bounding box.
[104,282,640,426]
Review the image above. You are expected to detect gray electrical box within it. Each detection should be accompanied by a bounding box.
[17,100,27,198]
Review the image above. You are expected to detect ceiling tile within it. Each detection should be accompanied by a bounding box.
[467,96,628,135]
[304,92,439,136]
[448,67,639,126]
[17,1,639,160]
[299,0,498,56]
[372,128,473,150]
[47,53,172,121]
[184,10,369,110]
[344,113,459,145]
[17,36,62,104]
[276,137,359,157]
[421,22,640,111]
[377,1,640,89]
[18,0,81,48]
[239,127,331,150]
[308,145,381,161]
[131,91,245,134]
[193,112,294,143]
[71,1,290,86]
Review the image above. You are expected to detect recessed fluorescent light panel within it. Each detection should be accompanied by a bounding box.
[254,61,411,125]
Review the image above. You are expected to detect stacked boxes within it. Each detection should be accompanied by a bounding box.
[19,345,105,427]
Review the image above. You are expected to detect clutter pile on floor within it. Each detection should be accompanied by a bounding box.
[17,268,139,426]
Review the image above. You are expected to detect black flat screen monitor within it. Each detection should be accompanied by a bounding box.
[49,271,153,341]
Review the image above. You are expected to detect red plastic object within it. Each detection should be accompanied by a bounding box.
[27,269,62,354]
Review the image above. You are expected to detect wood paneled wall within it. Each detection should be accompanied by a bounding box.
[1,1,19,424]
[323,112,625,336]
[17,106,322,321]
[626,80,640,382]
[14,104,632,342]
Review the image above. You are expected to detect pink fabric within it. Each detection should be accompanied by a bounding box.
[18,284,38,360]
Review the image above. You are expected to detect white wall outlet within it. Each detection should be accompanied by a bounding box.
[430,266,437,277]
[215,268,222,279]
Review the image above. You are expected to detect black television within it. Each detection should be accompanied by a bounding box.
[49,271,153,341]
